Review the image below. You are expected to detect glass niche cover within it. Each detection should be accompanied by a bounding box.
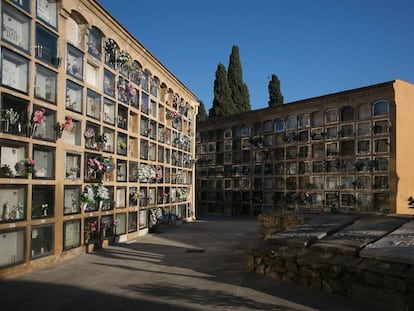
[33,145,55,179]
[30,106,56,140]
[0,140,28,178]
[36,0,57,28]
[2,3,31,51]
[67,45,83,80]
[1,48,29,93]
[0,185,27,222]
[32,185,54,218]
[35,65,57,103]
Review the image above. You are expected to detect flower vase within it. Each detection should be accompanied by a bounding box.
[43,209,48,216]
[31,124,38,138]
[99,201,103,210]
[4,120,10,133]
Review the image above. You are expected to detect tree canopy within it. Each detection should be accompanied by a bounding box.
[228,45,251,113]
[268,74,284,107]
[209,63,238,118]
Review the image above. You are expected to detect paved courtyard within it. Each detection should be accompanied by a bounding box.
[0,216,372,311]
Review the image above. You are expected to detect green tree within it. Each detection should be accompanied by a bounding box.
[227,45,251,113]
[268,74,284,107]
[209,63,237,118]
[197,100,208,122]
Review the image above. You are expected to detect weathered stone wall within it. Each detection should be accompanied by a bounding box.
[250,213,414,311]
[257,213,307,240]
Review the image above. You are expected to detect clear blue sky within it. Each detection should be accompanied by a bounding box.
[98,0,414,112]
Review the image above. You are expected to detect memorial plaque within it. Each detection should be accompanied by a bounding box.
[311,216,407,255]
[360,220,414,265]
[267,214,359,247]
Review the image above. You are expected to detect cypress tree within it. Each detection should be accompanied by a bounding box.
[209,63,237,118]
[227,45,251,113]
[268,74,284,107]
[197,100,208,122]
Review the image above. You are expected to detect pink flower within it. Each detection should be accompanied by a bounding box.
[62,116,73,130]
[33,108,46,124]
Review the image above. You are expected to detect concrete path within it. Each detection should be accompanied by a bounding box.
[0,216,372,311]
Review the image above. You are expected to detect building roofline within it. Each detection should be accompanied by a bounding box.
[199,79,408,126]
[92,0,199,101]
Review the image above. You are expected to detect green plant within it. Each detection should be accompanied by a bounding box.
[0,164,13,177]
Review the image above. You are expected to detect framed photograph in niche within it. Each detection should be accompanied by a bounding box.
[117,133,127,155]
[115,187,126,208]
[63,219,81,250]
[149,120,157,140]
[65,80,83,113]
[87,27,102,59]
[63,185,81,215]
[103,69,115,97]
[2,3,30,51]
[116,160,127,182]
[65,152,81,180]
[63,118,81,146]
[103,98,115,125]
[129,161,138,182]
[128,211,138,233]
[115,213,126,235]
[0,185,27,222]
[101,215,114,238]
[86,89,101,120]
[129,187,138,206]
[33,145,55,179]
[101,127,114,152]
[31,105,56,141]
[32,185,54,218]
[1,48,29,93]
[67,44,83,80]
[149,142,156,161]
[141,93,149,114]
[35,65,56,103]
[117,105,128,130]
[11,0,31,12]
[140,116,148,136]
[0,139,27,178]
[139,209,148,229]
[35,24,58,66]
[36,0,57,28]
[149,100,157,119]
[31,225,53,258]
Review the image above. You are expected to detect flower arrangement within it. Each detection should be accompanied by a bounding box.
[56,116,73,138]
[118,141,127,150]
[33,108,46,124]
[117,50,131,66]
[84,219,98,243]
[154,166,163,182]
[84,127,95,139]
[25,158,35,173]
[167,110,178,119]
[176,188,187,200]
[137,164,156,181]
[96,184,110,202]
[87,156,106,173]
[1,108,19,124]
[81,184,96,205]
[104,38,116,58]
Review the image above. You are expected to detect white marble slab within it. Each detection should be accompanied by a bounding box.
[360,220,414,265]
